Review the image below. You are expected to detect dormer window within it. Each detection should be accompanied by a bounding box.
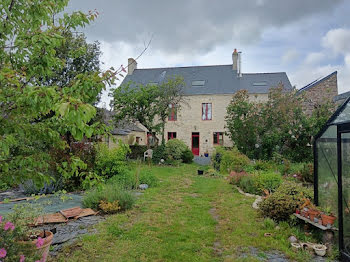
[192,80,205,86]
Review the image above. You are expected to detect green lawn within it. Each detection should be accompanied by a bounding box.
[54,164,315,262]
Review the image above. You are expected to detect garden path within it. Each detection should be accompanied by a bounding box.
[53,165,330,262]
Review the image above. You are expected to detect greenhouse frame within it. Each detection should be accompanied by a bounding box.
[314,97,350,261]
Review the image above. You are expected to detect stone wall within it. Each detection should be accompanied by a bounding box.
[161,93,268,156]
[300,72,338,115]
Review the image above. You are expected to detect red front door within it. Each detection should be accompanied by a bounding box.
[192,132,200,156]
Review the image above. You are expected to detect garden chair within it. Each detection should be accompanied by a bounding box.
[144,149,153,161]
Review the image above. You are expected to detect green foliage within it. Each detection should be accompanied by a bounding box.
[0,1,112,186]
[152,145,166,164]
[165,139,189,161]
[83,183,135,211]
[225,88,334,162]
[238,175,260,195]
[109,169,159,189]
[258,181,313,221]
[219,147,250,173]
[300,163,314,183]
[139,170,159,187]
[181,148,194,163]
[262,218,276,230]
[212,146,226,171]
[229,170,282,195]
[255,172,282,193]
[111,77,185,143]
[128,145,148,159]
[94,141,130,179]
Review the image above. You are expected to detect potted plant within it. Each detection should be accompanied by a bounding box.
[1,203,54,261]
[204,150,209,157]
[320,206,337,226]
[313,244,327,256]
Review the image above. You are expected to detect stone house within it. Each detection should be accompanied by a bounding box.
[297,71,338,114]
[120,50,293,156]
[100,109,147,148]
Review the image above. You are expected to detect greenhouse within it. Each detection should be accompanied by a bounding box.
[314,97,350,261]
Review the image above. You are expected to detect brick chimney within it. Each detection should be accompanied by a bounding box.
[127,58,137,75]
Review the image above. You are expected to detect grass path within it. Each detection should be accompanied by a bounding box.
[54,164,313,262]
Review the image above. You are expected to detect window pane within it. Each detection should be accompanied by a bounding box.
[207,103,212,120]
[213,133,218,144]
[202,104,206,120]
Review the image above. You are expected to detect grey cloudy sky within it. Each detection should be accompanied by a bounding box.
[66,0,350,105]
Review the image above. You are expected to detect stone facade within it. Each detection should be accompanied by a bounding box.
[299,71,338,115]
[161,93,268,156]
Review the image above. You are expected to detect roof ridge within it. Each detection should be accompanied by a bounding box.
[298,71,337,93]
[135,64,232,70]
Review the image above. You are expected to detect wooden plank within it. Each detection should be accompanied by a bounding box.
[0,197,35,204]
[59,207,83,219]
[74,208,97,219]
[294,213,338,231]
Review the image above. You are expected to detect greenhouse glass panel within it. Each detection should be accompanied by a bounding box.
[342,133,350,256]
[317,125,338,221]
[332,102,350,124]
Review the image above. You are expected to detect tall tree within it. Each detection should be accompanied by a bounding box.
[0,0,114,185]
[111,77,185,145]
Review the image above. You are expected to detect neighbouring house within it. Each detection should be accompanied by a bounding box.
[119,50,293,156]
[297,71,339,114]
[100,109,147,148]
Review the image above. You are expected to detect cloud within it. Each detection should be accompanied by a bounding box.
[66,0,343,55]
[304,52,326,65]
[322,28,350,55]
[282,49,299,64]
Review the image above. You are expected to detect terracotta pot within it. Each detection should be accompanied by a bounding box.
[320,214,336,226]
[32,231,53,262]
[308,209,320,221]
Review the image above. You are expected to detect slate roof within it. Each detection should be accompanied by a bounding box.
[297,71,337,94]
[334,91,350,103]
[100,109,144,135]
[121,64,292,95]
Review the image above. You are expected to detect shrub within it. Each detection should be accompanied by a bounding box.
[181,149,194,163]
[128,145,148,159]
[220,148,250,173]
[165,139,188,161]
[256,172,282,193]
[227,171,249,185]
[94,141,130,179]
[212,146,226,171]
[300,163,314,183]
[238,175,260,195]
[83,183,135,211]
[108,169,136,190]
[253,160,277,172]
[258,181,313,221]
[109,169,159,189]
[152,145,166,164]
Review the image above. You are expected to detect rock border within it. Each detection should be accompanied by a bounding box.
[233,185,262,210]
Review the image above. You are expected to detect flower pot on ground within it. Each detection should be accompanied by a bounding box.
[204,152,209,157]
[320,213,336,226]
[313,244,327,256]
[32,230,53,262]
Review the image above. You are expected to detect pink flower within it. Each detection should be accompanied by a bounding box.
[0,216,2,223]
[4,221,15,231]
[36,237,44,248]
[0,248,7,258]
[20,255,25,262]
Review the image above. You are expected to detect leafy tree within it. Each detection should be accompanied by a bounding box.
[225,87,334,162]
[111,77,185,146]
[0,0,114,186]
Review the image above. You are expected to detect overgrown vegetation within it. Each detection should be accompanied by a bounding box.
[258,181,313,221]
[83,183,135,212]
[225,88,334,162]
